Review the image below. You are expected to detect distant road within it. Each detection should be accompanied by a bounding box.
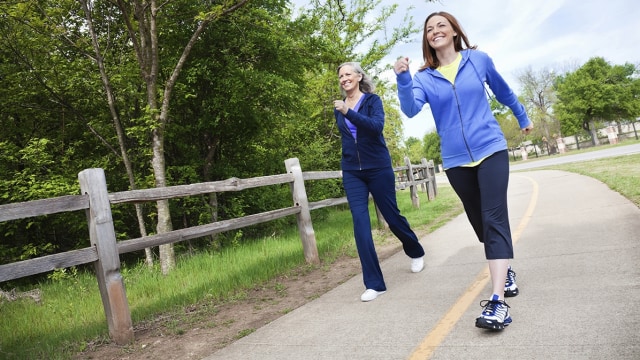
[510,142,640,171]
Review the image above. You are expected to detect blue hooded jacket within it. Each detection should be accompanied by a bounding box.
[396,49,531,169]
[334,93,392,171]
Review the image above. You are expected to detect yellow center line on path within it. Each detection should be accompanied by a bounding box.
[408,175,539,360]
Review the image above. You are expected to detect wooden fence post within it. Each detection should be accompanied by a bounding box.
[284,158,320,264]
[404,157,419,208]
[78,168,134,345]
[421,158,436,200]
[428,159,437,198]
[418,159,427,194]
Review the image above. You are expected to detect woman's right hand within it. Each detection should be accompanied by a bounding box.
[333,100,348,115]
[394,57,409,75]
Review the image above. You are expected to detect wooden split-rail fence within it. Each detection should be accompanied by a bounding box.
[0,157,437,344]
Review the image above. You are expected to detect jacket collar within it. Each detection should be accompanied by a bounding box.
[423,49,471,76]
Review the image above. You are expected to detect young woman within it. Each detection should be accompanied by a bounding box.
[394,12,533,329]
[333,62,425,302]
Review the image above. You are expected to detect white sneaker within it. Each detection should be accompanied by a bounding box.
[411,257,424,273]
[360,289,385,302]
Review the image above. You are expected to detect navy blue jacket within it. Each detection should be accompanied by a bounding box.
[334,93,392,171]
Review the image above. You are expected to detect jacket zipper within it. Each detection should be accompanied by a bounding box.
[348,117,362,170]
[355,138,362,170]
[342,111,363,170]
[344,103,363,170]
[451,83,474,161]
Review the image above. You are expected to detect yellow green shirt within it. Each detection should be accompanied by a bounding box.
[437,52,462,84]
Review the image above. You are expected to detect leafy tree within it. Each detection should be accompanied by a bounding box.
[517,66,561,145]
[382,91,409,165]
[0,0,440,272]
[422,131,441,167]
[554,57,640,146]
[294,0,423,170]
[404,136,423,163]
[0,0,296,270]
[608,62,640,130]
[0,0,121,267]
[107,0,256,274]
[166,3,314,242]
[486,97,525,149]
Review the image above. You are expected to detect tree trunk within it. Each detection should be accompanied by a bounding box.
[80,0,153,266]
[203,133,221,249]
[152,127,175,274]
[590,125,600,146]
[115,0,252,274]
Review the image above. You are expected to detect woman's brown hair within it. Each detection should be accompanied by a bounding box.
[420,12,477,70]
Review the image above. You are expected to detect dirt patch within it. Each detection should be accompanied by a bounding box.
[73,229,418,360]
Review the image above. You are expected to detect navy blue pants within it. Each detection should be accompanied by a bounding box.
[445,150,514,260]
[343,167,425,291]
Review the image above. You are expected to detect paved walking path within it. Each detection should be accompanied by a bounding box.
[204,169,640,360]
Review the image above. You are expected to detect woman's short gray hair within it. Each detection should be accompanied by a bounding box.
[337,62,376,95]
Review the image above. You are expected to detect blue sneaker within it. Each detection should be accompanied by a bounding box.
[504,266,519,297]
[475,294,512,330]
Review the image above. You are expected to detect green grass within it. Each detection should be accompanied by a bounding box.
[537,152,640,207]
[0,186,463,360]
[510,138,640,207]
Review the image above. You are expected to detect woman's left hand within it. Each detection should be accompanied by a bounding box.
[521,122,534,135]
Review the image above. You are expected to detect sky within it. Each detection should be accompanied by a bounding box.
[290,0,640,140]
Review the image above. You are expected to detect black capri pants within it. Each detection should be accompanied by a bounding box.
[445,150,514,259]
